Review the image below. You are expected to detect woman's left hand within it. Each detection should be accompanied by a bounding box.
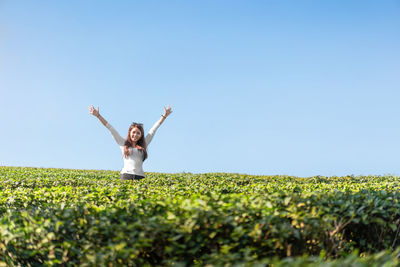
[163,105,173,117]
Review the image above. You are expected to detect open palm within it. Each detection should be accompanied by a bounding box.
[163,105,172,117]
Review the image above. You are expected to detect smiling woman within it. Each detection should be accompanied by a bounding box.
[88,105,172,181]
[124,122,148,162]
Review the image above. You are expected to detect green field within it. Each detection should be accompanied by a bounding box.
[1,166,400,266]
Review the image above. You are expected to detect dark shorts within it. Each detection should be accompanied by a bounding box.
[120,173,145,181]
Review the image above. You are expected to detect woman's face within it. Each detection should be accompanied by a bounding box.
[130,127,142,142]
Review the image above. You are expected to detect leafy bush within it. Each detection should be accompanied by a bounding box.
[1,167,400,266]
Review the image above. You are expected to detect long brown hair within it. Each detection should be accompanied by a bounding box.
[124,123,148,161]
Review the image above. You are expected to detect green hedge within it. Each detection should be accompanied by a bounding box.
[1,167,400,266]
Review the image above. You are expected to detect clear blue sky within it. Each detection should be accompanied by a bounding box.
[1,1,399,177]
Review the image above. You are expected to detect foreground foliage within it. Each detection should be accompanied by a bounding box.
[1,166,400,266]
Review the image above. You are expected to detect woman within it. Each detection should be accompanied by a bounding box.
[89,105,172,180]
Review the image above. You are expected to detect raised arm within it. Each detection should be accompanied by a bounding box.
[89,105,125,146]
[145,105,173,145]
[89,105,108,126]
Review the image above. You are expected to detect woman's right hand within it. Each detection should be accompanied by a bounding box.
[89,105,100,117]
